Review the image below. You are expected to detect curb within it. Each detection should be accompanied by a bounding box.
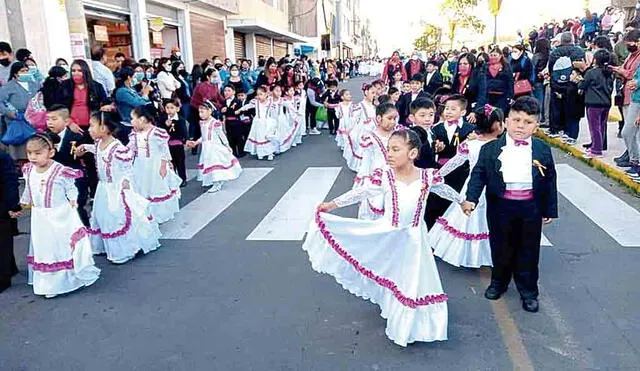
[535,129,640,195]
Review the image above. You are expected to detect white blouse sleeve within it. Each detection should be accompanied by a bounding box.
[113,144,135,186]
[238,99,256,112]
[61,174,79,203]
[438,141,470,178]
[334,170,384,207]
[429,169,463,204]
[152,128,172,161]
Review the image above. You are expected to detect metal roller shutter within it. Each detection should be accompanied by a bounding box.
[190,13,226,63]
[234,32,246,60]
[273,40,287,58]
[256,36,271,57]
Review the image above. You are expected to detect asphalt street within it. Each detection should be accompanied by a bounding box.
[1,76,640,370]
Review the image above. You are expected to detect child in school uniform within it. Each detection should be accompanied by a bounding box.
[129,106,182,224]
[76,113,161,264]
[409,98,438,169]
[425,94,475,228]
[45,105,92,226]
[335,89,355,150]
[462,96,558,313]
[20,134,100,298]
[320,79,341,135]
[221,84,245,157]
[397,74,430,126]
[236,90,254,157]
[430,105,505,268]
[239,86,278,161]
[157,99,189,187]
[186,100,242,193]
[353,103,398,221]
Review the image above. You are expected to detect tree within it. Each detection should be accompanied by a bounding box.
[413,24,442,53]
[440,0,486,49]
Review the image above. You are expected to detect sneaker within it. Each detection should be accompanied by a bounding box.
[564,138,577,146]
[617,161,633,168]
[548,132,561,138]
[267,154,274,161]
[584,150,604,159]
[625,167,639,175]
[207,183,222,193]
[309,128,321,135]
[561,134,569,141]
[615,151,629,164]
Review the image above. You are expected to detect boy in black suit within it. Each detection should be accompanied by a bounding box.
[158,99,189,186]
[409,98,438,169]
[424,60,444,98]
[320,79,341,135]
[0,149,20,293]
[425,94,474,228]
[397,73,429,126]
[237,90,254,151]
[221,84,245,157]
[45,105,91,226]
[462,97,557,313]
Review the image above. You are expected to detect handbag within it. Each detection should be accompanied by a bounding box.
[24,92,47,133]
[608,88,622,122]
[1,112,36,145]
[315,106,328,122]
[514,73,533,96]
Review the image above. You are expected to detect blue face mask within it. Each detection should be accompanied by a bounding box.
[17,73,34,83]
[28,66,42,81]
[133,72,145,84]
[146,72,154,79]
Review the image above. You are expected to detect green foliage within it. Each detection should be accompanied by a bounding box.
[413,24,442,52]
[440,0,486,47]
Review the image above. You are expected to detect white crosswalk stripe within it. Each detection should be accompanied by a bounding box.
[246,167,342,241]
[164,164,637,248]
[160,168,273,239]
[557,164,640,247]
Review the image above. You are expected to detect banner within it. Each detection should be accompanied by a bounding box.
[489,0,503,16]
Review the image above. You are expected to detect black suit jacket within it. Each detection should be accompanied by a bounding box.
[411,126,437,169]
[424,71,443,97]
[431,120,474,190]
[0,151,20,216]
[466,135,558,219]
[52,130,91,170]
[397,90,430,126]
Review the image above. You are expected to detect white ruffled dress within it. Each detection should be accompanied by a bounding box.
[197,117,242,186]
[271,98,297,154]
[353,131,390,220]
[129,127,182,224]
[21,162,100,296]
[303,167,459,346]
[343,101,377,171]
[335,102,355,149]
[88,139,161,264]
[243,98,278,159]
[292,93,306,146]
[429,140,493,268]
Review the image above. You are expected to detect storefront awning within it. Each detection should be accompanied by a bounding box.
[227,18,307,44]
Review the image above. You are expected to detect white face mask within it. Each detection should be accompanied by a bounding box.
[175,52,181,57]
[411,55,418,60]
[511,52,522,60]
[230,70,239,77]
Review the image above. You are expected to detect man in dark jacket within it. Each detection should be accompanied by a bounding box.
[0,149,20,293]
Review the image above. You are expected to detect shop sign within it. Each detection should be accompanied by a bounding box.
[152,31,163,45]
[94,25,109,42]
[149,17,165,32]
[70,33,87,60]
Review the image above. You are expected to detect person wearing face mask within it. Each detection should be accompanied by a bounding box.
[114,67,152,141]
[156,57,181,103]
[171,61,191,119]
[0,62,40,161]
[255,59,281,89]
[41,66,69,109]
[170,46,182,62]
[405,52,426,80]
[0,42,14,87]
[468,48,513,120]
[382,51,407,85]
[224,64,250,95]
[189,68,225,143]
[509,44,534,98]
[451,53,487,116]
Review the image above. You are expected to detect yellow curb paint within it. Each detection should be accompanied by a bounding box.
[535,130,640,195]
[479,269,535,371]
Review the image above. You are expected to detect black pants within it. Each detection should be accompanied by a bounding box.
[549,93,567,135]
[169,145,187,181]
[327,110,339,134]
[306,103,318,130]
[0,216,17,287]
[226,121,245,157]
[241,120,252,152]
[486,198,542,300]
[188,107,201,140]
[80,131,99,199]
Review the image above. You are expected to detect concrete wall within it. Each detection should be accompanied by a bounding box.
[229,0,288,29]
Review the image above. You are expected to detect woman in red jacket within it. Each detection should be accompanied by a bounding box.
[189,68,225,143]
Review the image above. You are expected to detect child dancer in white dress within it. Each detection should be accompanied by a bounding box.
[304,130,461,347]
[343,83,377,171]
[186,100,242,193]
[294,81,307,142]
[20,134,100,298]
[353,102,398,220]
[283,86,303,147]
[335,89,354,149]
[430,105,504,268]
[129,106,182,224]
[77,113,161,264]
[269,85,295,154]
[240,86,278,161]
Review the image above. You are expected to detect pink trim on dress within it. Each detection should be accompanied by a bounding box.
[88,190,132,239]
[198,157,240,175]
[435,217,490,240]
[281,121,299,145]
[27,226,90,272]
[147,189,179,203]
[411,170,430,227]
[370,132,389,160]
[44,164,62,208]
[458,141,469,154]
[247,138,270,146]
[387,170,400,227]
[367,199,385,215]
[314,211,448,308]
[346,134,363,160]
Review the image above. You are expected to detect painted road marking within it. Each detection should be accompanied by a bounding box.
[247,167,342,241]
[161,168,273,239]
[557,164,640,247]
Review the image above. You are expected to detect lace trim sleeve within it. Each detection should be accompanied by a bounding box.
[438,141,469,178]
[333,181,383,208]
[430,169,463,203]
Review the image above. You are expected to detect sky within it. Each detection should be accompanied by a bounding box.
[362,0,614,55]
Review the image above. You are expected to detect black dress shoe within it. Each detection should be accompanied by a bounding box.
[180,180,187,188]
[582,142,592,149]
[522,298,539,312]
[484,285,507,300]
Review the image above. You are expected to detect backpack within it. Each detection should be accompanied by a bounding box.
[552,56,572,84]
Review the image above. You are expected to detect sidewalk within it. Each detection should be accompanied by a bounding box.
[537,117,640,194]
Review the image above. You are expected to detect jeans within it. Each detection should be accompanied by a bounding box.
[622,103,640,164]
[565,118,581,140]
[586,107,609,155]
[533,82,546,122]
